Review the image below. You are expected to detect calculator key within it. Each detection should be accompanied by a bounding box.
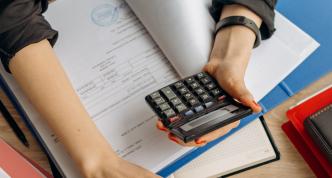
[150,92,161,99]
[196,72,207,79]
[159,103,171,111]
[185,77,195,84]
[200,77,211,85]
[183,110,194,117]
[184,93,194,100]
[188,98,200,107]
[154,97,166,105]
[189,81,200,89]
[169,116,180,123]
[211,88,222,97]
[163,109,176,118]
[218,95,226,101]
[174,81,185,89]
[161,87,177,100]
[170,98,182,106]
[206,82,217,90]
[194,87,206,95]
[199,93,213,102]
[205,101,215,108]
[178,87,189,95]
[175,104,188,113]
[194,105,204,113]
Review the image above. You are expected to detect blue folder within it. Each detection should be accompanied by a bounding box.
[0,0,331,177]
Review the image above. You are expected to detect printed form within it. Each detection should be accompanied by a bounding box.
[44,0,192,175]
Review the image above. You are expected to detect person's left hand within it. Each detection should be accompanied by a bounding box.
[156,31,262,147]
[156,3,264,147]
[156,55,261,147]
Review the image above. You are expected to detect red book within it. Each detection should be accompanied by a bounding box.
[0,138,53,178]
[282,121,330,178]
[285,85,332,177]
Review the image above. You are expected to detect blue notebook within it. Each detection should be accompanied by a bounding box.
[0,1,330,177]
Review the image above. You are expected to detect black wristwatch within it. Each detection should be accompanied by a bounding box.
[215,16,261,48]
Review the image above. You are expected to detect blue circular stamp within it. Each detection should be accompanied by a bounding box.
[91,4,119,27]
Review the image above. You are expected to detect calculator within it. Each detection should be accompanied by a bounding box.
[145,72,252,143]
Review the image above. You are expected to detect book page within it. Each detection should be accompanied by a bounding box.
[125,0,319,101]
[125,0,214,77]
[172,119,276,178]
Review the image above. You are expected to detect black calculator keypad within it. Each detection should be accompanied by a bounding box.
[146,72,231,125]
[145,72,252,143]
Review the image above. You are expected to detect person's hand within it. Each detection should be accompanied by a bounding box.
[156,55,262,147]
[156,54,262,147]
[81,153,160,178]
[203,56,262,113]
[156,4,263,147]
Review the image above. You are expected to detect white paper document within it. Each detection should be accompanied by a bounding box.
[0,0,319,177]
[41,0,191,176]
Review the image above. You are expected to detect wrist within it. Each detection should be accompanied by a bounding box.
[79,147,120,177]
[210,25,253,62]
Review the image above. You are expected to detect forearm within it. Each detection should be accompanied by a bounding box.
[9,40,117,174]
[204,4,263,113]
[210,4,262,64]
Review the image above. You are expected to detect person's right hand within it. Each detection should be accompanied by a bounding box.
[82,154,160,178]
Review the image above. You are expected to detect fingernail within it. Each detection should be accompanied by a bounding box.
[168,134,179,144]
[170,138,179,144]
[195,139,206,145]
[158,126,167,132]
[156,123,167,132]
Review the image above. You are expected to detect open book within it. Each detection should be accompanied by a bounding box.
[171,118,278,178]
[0,0,318,177]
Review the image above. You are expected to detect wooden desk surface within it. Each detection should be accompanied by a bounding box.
[0,72,331,177]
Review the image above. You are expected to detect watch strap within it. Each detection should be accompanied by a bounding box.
[215,16,261,48]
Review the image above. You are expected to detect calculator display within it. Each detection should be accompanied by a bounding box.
[180,105,238,132]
